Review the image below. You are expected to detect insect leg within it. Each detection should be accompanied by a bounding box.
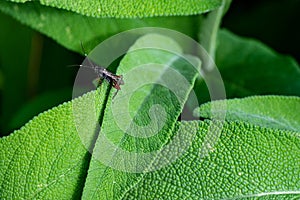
[92,77,103,88]
[112,89,119,100]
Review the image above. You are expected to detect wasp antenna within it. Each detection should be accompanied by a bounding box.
[80,41,88,57]
[67,64,95,70]
[67,64,81,68]
[80,41,98,70]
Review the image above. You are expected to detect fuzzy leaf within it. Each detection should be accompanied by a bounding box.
[81,33,199,199]
[2,87,300,200]
[0,1,200,54]
[216,29,300,97]
[195,95,300,132]
[5,0,222,18]
[1,106,300,199]
[122,120,300,199]
[0,89,106,199]
[194,29,300,103]
[1,31,299,200]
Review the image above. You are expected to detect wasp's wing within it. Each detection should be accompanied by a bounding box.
[92,77,103,88]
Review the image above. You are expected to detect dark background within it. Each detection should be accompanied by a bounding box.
[0,0,299,135]
[223,0,300,63]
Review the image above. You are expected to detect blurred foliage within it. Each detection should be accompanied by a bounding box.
[192,29,300,104]
[0,12,80,135]
[0,0,200,54]
[0,12,32,135]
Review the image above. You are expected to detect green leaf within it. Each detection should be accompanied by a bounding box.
[216,29,300,96]
[0,1,201,54]
[0,90,105,199]
[194,95,300,132]
[2,103,300,199]
[198,0,230,61]
[194,29,300,103]
[1,29,299,200]
[81,33,199,199]
[2,88,300,200]
[121,120,300,199]
[185,1,230,113]
[6,0,222,18]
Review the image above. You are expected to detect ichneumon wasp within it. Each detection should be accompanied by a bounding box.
[76,43,124,99]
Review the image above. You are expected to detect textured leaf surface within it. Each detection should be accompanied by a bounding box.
[0,89,106,199]
[5,0,222,18]
[1,26,299,199]
[2,108,300,199]
[195,96,300,132]
[82,33,199,199]
[123,120,300,199]
[0,1,199,54]
[195,29,300,103]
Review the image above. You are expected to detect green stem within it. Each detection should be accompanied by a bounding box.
[198,0,230,69]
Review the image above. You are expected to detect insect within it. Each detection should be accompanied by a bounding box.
[77,43,124,99]
[91,63,124,99]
